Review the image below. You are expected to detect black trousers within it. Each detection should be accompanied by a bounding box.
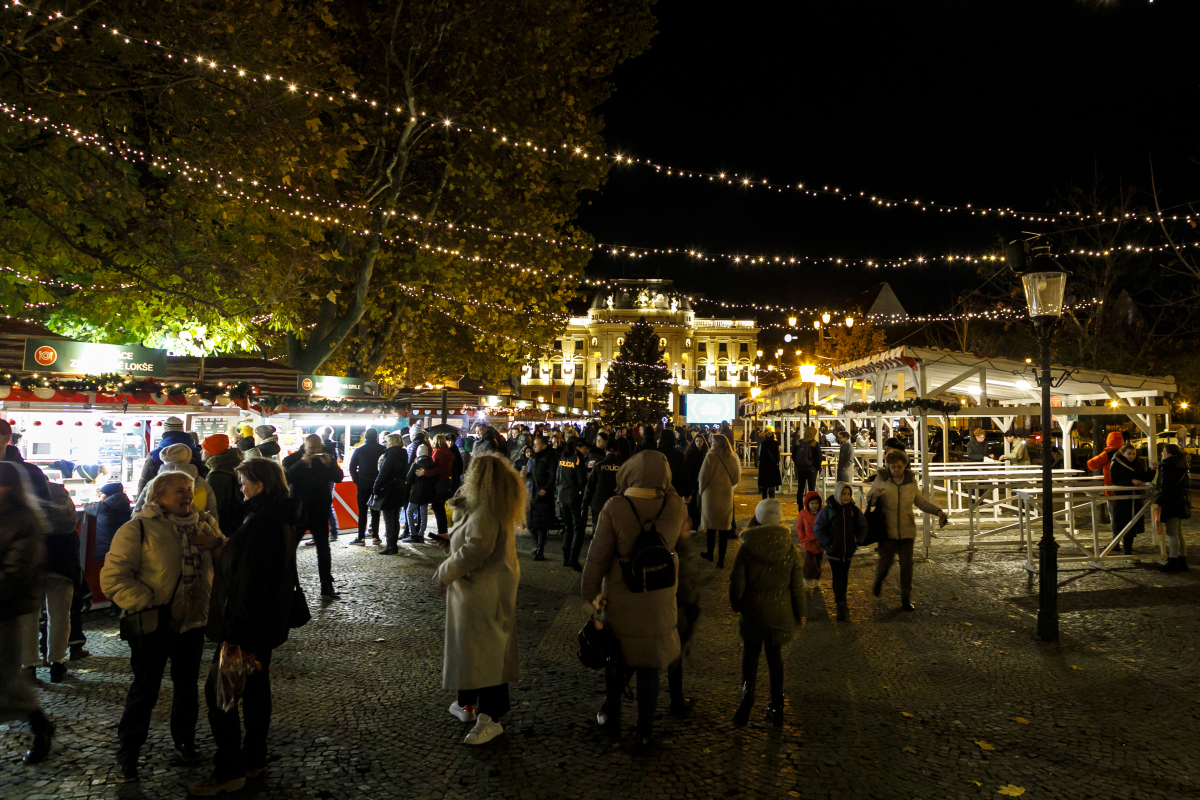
[457,684,510,721]
[605,664,659,735]
[687,496,701,532]
[432,500,449,535]
[742,639,784,708]
[383,505,403,547]
[795,472,816,502]
[705,529,735,564]
[760,486,776,499]
[117,625,205,764]
[356,486,380,538]
[206,649,273,780]
[829,557,852,604]
[559,501,586,565]
[667,657,684,706]
[531,529,548,554]
[303,511,335,590]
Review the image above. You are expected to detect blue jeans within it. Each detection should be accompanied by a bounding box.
[406,503,427,539]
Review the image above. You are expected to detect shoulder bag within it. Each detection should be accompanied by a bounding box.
[862,487,888,546]
[119,520,181,642]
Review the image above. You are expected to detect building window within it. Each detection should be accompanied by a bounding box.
[685,338,691,347]
[659,337,667,347]
[554,390,561,399]
[718,342,728,353]
[719,366,728,382]
[591,336,598,346]
[552,364,562,380]
[697,365,706,381]
[595,363,602,379]
[740,342,749,353]
[574,339,584,351]
[554,339,563,350]
[740,367,749,381]
[617,337,624,347]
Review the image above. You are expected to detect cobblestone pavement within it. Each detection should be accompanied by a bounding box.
[3,472,1198,799]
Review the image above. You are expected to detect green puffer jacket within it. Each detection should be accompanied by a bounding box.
[729,523,805,646]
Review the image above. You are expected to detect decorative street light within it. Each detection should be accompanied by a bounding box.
[787,315,798,327]
[821,312,831,324]
[1012,242,1069,643]
[750,386,762,429]
[799,363,818,427]
[845,316,854,328]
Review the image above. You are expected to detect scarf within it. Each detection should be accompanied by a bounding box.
[166,509,206,632]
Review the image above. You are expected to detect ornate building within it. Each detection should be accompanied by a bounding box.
[518,278,759,418]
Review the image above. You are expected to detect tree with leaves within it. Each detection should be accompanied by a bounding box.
[598,317,670,426]
[814,320,889,371]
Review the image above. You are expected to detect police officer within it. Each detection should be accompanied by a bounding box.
[556,438,590,571]
[582,438,622,530]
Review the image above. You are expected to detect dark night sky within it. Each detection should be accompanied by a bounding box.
[576,0,1200,324]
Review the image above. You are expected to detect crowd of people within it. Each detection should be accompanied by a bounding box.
[1,410,1189,790]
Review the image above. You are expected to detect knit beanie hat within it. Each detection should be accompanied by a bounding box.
[99,481,124,497]
[754,498,783,527]
[162,461,199,480]
[238,424,254,438]
[160,443,194,465]
[254,424,276,442]
[163,416,185,433]
[202,434,230,456]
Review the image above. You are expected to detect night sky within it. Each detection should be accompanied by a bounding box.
[577,0,1199,324]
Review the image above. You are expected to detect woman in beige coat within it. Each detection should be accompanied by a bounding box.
[698,434,741,567]
[100,471,224,783]
[434,454,524,746]
[869,451,947,611]
[581,450,687,749]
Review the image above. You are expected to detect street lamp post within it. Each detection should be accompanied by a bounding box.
[1014,245,1069,643]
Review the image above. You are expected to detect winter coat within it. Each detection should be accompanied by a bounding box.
[255,436,282,461]
[675,530,702,657]
[507,432,531,465]
[0,501,44,621]
[321,437,342,463]
[4,445,51,503]
[757,436,782,489]
[205,494,299,654]
[555,449,587,508]
[683,445,706,499]
[205,449,245,538]
[431,446,455,493]
[405,453,437,506]
[658,431,689,499]
[729,523,804,645]
[89,491,132,560]
[349,439,387,489]
[869,468,942,540]
[1000,439,1031,466]
[699,437,741,531]
[100,504,223,627]
[791,437,821,477]
[837,440,854,482]
[44,483,82,584]
[581,452,686,670]
[1087,432,1127,496]
[371,446,410,509]
[138,431,207,493]
[1156,457,1191,522]
[435,496,521,691]
[795,490,823,554]
[526,447,559,530]
[813,496,867,561]
[1108,450,1152,530]
[583,452,622,519]
[966,437,989,463]
[284,454,345,518]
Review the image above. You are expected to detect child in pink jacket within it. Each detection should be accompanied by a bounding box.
[795,490,824,590]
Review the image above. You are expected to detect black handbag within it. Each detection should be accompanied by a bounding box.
[289,567,311,629]
[862,499,887,546]
[577,618,618,670]
[366,493,385,512]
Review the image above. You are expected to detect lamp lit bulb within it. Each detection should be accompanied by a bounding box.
[787,316,797,327]
[845,317,854,327]
[813,320,821,329]
[821,312,831,324]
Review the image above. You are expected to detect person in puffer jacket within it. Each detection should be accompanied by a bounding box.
[137,417,206,493]
[89,482,132,561]
[794,490,823,590]
[813,483,867,622]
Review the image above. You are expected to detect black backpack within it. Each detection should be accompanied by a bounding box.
[619,496,677,593]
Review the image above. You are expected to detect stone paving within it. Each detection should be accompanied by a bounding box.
[3,472,1198,799]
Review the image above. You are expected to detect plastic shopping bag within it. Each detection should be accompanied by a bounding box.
[214,642,263,712]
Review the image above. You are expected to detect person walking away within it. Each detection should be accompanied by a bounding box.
[684,433,707,532]
[729,498,803,727]
[0,462,56,764]
[347,428,386,546]
[814,483,867,621]
[404,443,437,544]
[757,430,782,499]
[429,434,456,545]
[101,472,224,783]
[283,436,344,599]
[583,439,622,532]
[698,434,741,567]
[1108,443,1152,556]
[526,436,558,560]
[836,430,855,484]
[792,426,821,505]
[20,483,78,684]
[635,425,658,453]
[435,455,525,746]
[795,491,824,591]
[89,481,132,562]
[659,431,688,504]
[204,444,245,542]
[581,451,687,750]
[1155,443,1191,571]
[555,438,590,571]
[137,417,206,494]
[869,452,948,611]
[374,434,411,554]
[187,459,301,796]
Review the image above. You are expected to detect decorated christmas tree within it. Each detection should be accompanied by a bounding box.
[598,317,670,426]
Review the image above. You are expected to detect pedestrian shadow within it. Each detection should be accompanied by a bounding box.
[1007,581,1200,612]
[807,587,831,621]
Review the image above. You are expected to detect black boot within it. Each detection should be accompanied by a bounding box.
[836,602,849,622]
[701,530,715,561]
[733,680,755,725]
[23,710,54,764]
[533,530,547,561]
[764,704,784,727]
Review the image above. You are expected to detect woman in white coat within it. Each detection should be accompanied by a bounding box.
[434,453,524,746]
[698,434,741,567]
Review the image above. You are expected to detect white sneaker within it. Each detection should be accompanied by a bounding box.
[449,702,477,723]
[463,713,504,745]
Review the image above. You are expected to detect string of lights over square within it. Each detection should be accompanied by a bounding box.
[8,2,1190,232]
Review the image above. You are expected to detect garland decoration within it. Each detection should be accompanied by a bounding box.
[0,373,256,402]
[254,395,413,415]
[844,399,961,414]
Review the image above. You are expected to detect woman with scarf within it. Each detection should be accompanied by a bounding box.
[101,471,224,784]
[1108,442,1153,556]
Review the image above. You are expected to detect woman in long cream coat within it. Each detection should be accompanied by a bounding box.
[698,434,741,566]
[434,454,524,746]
